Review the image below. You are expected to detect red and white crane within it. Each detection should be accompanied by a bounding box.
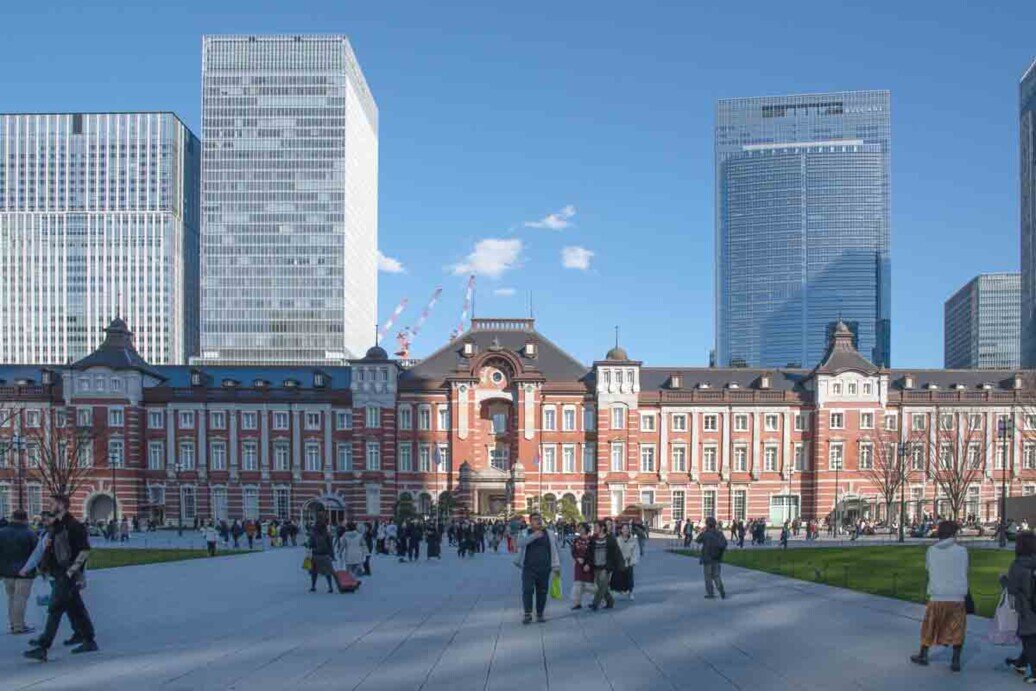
[395,287,443,359]
[450,275,476,341]
[376,298,408,346]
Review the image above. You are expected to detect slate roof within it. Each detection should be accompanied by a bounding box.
[70,318,165,379]
[640,367,810,392]
[812,320,880,376]
[153,366,351,390]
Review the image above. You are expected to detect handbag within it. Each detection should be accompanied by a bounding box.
[965,591,976,615]
[549,572,563,601]
[302,551,313,572]
[989,588,1020,646]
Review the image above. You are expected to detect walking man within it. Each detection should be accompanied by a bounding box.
[0,510,38,635]
[588,520,621,611]
[696,517,727,600]
[515,512,560,624]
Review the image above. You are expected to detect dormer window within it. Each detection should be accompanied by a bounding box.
[222,379,238,389]
[670,374,682,389]
[758,375,770,390]
[16,378,32,387]
[728,382,740,390]
[190,371,203,387]
[462,342,475,357]
[831,382,842,395]
[284,379,299,389]
[847,382,857,395]
[926,383,939,390]
[903,375,915,389]
[314,372,326,388]
[523,342,537,358]
[698,382,711,390]
[41,370,53,386]
[954,383,965,390]
[253,379,269,389]
[1015,374,1024,390]
[981,382,993,390]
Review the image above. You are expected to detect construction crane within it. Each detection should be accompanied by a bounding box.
[450,275,476,341]
[395,287,443,359]
[377,298,408,346]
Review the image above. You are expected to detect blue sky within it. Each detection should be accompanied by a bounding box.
[2,1,1034,367]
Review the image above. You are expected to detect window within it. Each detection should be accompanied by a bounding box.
[829,443,844,470]
[583,407,596,431]
[436,406,449,431]
[365,485,380,516]
[108,407,124,427]
[542,446,557,472]
[911,444,924,471]
[794,412,809,431]
[308,411,324,430]
[25,443,40,468]
[832,382,843,395]
[148,441,164,470]
[672,490,685,521]
[242,442,258,471]
[641,414,656,432]
[0,485,8,518]
[764,414,779,432]
[611,407,625,430]
[969,414,983,430]
[25,410,41,428]
[397,406,412,431]
[672,414,687,432]
[147,485,165,507]
[178,441,195,470]
[610,443,625,472]
[938,443,952,470]
[543,407,557,431]
[243,487,259,520]
[436,444,449,472]
[734,446,748,472]
[863,382,873,396]
[337,443,354,471]
[939,413,954,431]
[582,444,595,473]
[640,489,655,507]
[55,409,67,428]
[996,444,1007,471]
[847,382,857,396]
[1026,444,1036,471]
[562,445,576,473]
[419,445,431,472]
[1028,414,1036,430]
[491,412,507,434]
[181,486,197,521]
[860,412,874,430]
[211,487,228,521]
[1026,485,1036,497]
[366,441,381,470]
[562,408,576,431]
[178,411,195,429]
[77,441,92,468]
[968,444,983,470]
[829,412,844,430]
[210,411,226,429]
[417,406,431,430]
[94,376,105,392]
[274,487,291,520]
[859,443,873,470]
[911,413,926,431]
[640,444,656,472]
[884,414,898,431]
[733,489,747,521]
[703,446,718,472]
[334,410,351,431]
[672,445,687,473]
[26,484,42,518]
[148,410,164,429]
[274,442,290,471]
[397,443,413,472]
[702,490,716,518]
[703,414,718,432]
[210,441,227,471]
[734,414,748,431]
[794,443,806,471]
[764,446,777,472]
[610,489,624,516]
[304,442,321,472]
[242,412,258,430]
[268,411,287,431]
[108,439,125,468]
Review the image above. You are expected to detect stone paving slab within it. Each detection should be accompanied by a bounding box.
[0,539,1026,690]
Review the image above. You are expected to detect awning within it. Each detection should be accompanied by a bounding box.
[631,503,666,511]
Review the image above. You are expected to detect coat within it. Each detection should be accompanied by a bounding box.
[0,521,38,578]
[617,534,640,569]
[1005,554,1036,637]
[514,529,561,571]
[925,538,969,602]
[570,535,594,582]
[696,528,727,565]
[589,533,623,572]
[335,530,369,566]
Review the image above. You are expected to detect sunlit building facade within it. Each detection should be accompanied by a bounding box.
[945,273,1020,369]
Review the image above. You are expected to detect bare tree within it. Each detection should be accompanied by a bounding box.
[859,425,911,530]
[908,409,991,522]
[21,409,105,502]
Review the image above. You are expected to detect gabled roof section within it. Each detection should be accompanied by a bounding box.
[811,320,878,376]
[71,318,165,379]
[399,318,589,388]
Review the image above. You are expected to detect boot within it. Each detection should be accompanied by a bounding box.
[910,646,929,666]
[951,646,962,672]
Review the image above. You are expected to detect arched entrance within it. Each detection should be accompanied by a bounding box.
[301,496,346,528]
[87,494,115,524]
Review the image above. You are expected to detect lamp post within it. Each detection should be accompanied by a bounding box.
[11,435,26,513]
[110,451,118,522]
[174,460,183,537]
[834,444,841,537]
[898,442,908,543]
[999,417,1014,548]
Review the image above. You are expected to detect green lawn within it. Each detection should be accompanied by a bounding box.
[677,546,1012,617]
[88,548,248,570]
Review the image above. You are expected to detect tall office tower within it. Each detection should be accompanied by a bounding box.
[0,112,199,364]
[944,273,1020,369]
[715,91,891,368]
[199,35,378,365]
[1021,61,1036,367]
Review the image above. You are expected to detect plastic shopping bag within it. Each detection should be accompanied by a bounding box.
[549,572,563,601]
[302,552,313,572]
[989,589,1020,646]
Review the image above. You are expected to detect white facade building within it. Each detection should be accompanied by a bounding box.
[0,112,200,364]
[199,35,379,365]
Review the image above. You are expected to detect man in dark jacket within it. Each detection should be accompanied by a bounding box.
[1003,531,1036,678]
[588,520,622,610]
[25,496,97,661]
[0,510,38,634]
[696,517,728,599]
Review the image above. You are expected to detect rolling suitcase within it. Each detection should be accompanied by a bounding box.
[335,569,361,593]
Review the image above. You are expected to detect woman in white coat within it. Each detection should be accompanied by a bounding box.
[611,522,641,600]
[335,522,370,577]
[911,520,969,672]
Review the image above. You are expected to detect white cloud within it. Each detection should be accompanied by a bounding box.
[561,246,594,271]
[377,250,405,274]
[524,204,576,230]
[493,287,517,297]
[451,238,523,278]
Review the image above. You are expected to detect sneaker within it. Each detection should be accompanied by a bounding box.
[1024,676,1036,684]
[1008,658,1027,675]
[522,613,532,625]
[628,592,635,601]
[571,605,582,610]
[71,641,98,655]
[23,647,47,662]
[63,635,84,647]
[719,590,726,600]
[12,626,35,635]
[909,653,929,666]
[536,614,546,623]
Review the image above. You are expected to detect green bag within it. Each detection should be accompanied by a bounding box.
[549,572,563,601]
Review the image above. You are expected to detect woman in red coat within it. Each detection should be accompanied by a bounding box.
[570,522,594,609]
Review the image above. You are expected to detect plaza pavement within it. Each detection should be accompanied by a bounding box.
[0,538,1026,690]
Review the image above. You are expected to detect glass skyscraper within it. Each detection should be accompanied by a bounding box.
[199,35,378,365]
[715,91,891,368]
[944,273,1020,369]
[0,112,199,364]
[1020,60,1036,367]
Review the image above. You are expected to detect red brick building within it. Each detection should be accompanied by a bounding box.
[1,317,1035,528]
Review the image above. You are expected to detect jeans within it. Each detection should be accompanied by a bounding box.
[571,579,594,605]
[592,568,614,608]
[4,577,33,632]
[522,567,550,616]
[38,574,94,648]
[1018,634,1036,672]
[703,562,725,597]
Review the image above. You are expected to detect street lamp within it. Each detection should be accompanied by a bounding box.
[999,417,1014,548]
[834,445,841,537]
[174,460,183,537]
[110,451,118,522]
[898,442,908,543]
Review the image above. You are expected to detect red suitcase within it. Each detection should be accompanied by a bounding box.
[335,569,361,593]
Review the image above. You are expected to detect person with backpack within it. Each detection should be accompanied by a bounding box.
[910,520,969,672]
[696,516,727,600]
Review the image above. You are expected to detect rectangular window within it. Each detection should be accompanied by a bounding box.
[563,408,576,432]
[847,382,858,396]
[492,412,507,434]
[304,442,321,472]
[364,407,379,429]
[703,414,718,432]
[242,442,258,471]
[829,412,844,430]
[108,407,124,427]
[938,443,952,470]
[582,444,595,473]
[337,443,353,471]
[885,414,898,431]
[672,414,687,432]
[542,446,557,473]
[703,446,718,472]
[366,441,381,471]
[0,486,8,518]
[419,445,431,472]
[794,443,806,471]
[274,488,290,520]
[611,407,625,430]
[334,410,351,431]
[417,406,431,430]
[181,486,197,521]
[911,413,926,431]
[108,439,125,468]
[562,445,576,473]
[210,441,227,471]
[734,414,748,432]
[829,443,844,470]
[583,407,596,431]
[307,411,323,430]
[437,444,449,471]
[860,412,874,430]
[672,490,685,521]
[970,414,983,430]
[911,444,924,471]
[210,411,225,429]
[398,443,412,471]
[610,489,623,516]
[996,444,1007,471]
[243,487,259,520]
[211,487,228,521]
[25,443,40,468]
[733,489,747,521]
[178,441,195,470]
[863,382,873,395]
[397,406,412,431]
[640,414,656,432]
[764,446,777,472]
[734,446,748,472]
[270,411,288,431]
[178,411,195,429]
[702,490,716,518]
[147,485,165,508]
[241,412,258,430]
[610,443,625,472]
[148,410,164,429]
[366,485,380,516]
[968,444,982,470]
[437,407,450,431]
[794,413,809,431]
[274,442,290,471]
[1025,444,1036,471]
[640,444,656,472]
[672,445,687,473]
[148,441,164,470]
[25,410,41,428]
[543,408,557,431]
[490,445,509,471]
[859,443,873,470]
[764,414,779,431]
[939,413,954,431]
[26,485,42,518]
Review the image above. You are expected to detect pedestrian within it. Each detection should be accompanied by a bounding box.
[0,510,38,635]
[1002,531,1036,680]
[306,520,336,594]
[119,517,130,543]
[588,520,622,611]
[780,522,790,550]
[514,513,560,624]
[737,520,746,549]
[335,522,369,578]
[612,523,641,600]
[570,522,594,610]
[24,496,98,662]
[910,520,969,672]
[696,516,727,600]
[231,520,243,548]
[245,520,256,550]
[202,521,218,556]
[407,521,421,561]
